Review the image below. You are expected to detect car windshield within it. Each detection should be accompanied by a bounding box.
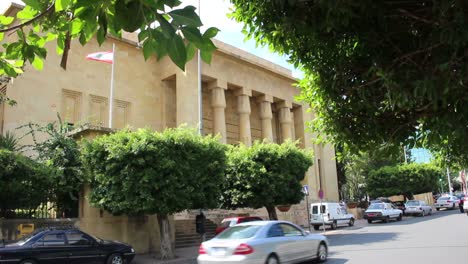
[216,225,262,240]
[438,197,450,200]
[368,204,385,209]
[406,201,420,206]
[220,220,234,228]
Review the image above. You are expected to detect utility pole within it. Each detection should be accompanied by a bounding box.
[447,167,453,196]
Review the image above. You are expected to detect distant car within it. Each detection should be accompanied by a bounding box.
[215,216,263,235]
[405,200,432,216]
[364,202,403,223]
[392,201,406,215]
[0,228,135,264]
[198,220,329,264]
[435,195,460,210]
[310,202,355,230]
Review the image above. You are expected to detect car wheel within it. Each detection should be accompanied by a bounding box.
[265,254,280,264]
[348,218,355,227]
[367,219,372,224]
[436,208,440,211]
[20,260,37,264]
[383,216,390,223]
[429,209,432,215]
[107,253,123,264]
[397,214,402,221]
[313,225,320,231]
[331,221,337,230]
[453,203,456,209]
[421,210,425,217]
[316,242,328,263]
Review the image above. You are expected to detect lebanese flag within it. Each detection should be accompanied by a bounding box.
[86,51,113,64]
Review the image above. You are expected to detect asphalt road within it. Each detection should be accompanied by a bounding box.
[325,209,468,264]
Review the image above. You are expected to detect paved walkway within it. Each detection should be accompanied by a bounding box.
[133,246,198,264]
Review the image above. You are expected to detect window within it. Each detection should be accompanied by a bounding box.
[66,232,93,246]
[89,95,108,126]
[36,233,66,246]
[267,224,284,238]
[62,89,82,126]
[216,225,262,239]
[280,224,303,237]
[312,205,326,214]
[113,99,130,129]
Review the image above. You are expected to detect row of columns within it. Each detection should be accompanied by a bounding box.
[209,80,294,145]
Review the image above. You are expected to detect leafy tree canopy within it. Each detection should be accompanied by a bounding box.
[0,149,52,217]
[82,127,227,215]
[230,0,468,165]
[0,0,218,76]
[81,127,226,259]
[221,141,313,220]
[367,163,441,199]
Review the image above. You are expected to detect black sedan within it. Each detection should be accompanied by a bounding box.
[0,228,135,264]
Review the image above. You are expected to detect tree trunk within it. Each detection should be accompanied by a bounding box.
[266,206,278,220]
[157,214,175,260]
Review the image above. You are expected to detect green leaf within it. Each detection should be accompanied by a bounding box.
[70,20,84,35]
[17,6,37,20]
[97,27,106,46]
[22,0,42,10]
[0,16,14,26]
[200,49,213,64]
[156,14,175,39]
[181,27,204,47]
[168,34,187,70]
[142,39,155,61]
[169,6,203,27]
[186,43,196,61]
[55,0,71,12]
[32,56,43,70]
[56,34,65,55]
[0,33,4,42]
[203,27,220,39]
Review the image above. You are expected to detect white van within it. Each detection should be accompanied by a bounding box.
[310,202,355,230]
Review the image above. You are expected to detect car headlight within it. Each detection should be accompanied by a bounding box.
[131,248,135,253]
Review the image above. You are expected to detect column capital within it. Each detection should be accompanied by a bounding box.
[256,94,274,103]
[279,106,292,124]
[237,94,251,114]
[211,86,226,108]
[277,100,292,109]
[234,87,252,97]
[208,79,228,90]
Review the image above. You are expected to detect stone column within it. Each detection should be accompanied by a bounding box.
[236,88,252,146]
[257,95,274,142]
[278,101,293,142]
[209,80,227,143]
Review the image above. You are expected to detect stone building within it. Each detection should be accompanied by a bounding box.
[1,3,339,253]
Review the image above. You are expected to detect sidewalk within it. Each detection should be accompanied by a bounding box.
[133,246,198,264]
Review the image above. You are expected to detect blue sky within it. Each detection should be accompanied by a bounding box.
[1,0,302,78]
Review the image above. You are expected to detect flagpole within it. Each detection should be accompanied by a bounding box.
[109,43,115,129]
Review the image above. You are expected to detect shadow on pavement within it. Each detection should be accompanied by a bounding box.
[326,232,398,246]
[368,209,460,226]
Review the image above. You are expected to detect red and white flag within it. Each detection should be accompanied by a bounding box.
[86,51,113,64]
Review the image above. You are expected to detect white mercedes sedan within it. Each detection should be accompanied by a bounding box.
[197,220,328,264]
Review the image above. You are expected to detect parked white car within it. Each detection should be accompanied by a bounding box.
[310,202,355,230]
[405,200,432,216]
[364,202,403,223]
[435,195,460,210]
